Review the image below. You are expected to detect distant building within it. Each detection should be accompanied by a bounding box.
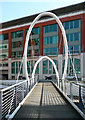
[0,2,85,80]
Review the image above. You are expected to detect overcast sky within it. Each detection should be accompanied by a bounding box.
[0,0,85,23]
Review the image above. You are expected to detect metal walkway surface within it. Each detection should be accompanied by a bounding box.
[13,81,83,119]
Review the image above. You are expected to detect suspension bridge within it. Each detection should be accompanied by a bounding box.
[0,12,85,120]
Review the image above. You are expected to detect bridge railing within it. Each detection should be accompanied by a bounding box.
[0,76,38,120]
[58,79,85,114]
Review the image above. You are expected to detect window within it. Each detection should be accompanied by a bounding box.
[11,62,15,74]
[74,58,80,74]
[53,36,58,44]
[74,32,80,41]
[43,60,48,74]
[70,21,74,29]
[0,44,8,49]
[27,49,39,56]
[3,63,8,67]
[27,27,39,57]
[27,61,30,74]
[12,31,23,38]
[12,31,23,58]
[26,27,39,35]
[43,36,58,45]
[74,45,80,53]
[32,27,39,35]
[49,61,52,74]
[0,52,8,58]
[63,19,80,30]
[43,24,58,33]
[43,47,58,55]
[12,51,22,58]
[63,21,69,29]
[53,60,58,74]
[16,61,18,74]
[70,33,74,41]
[74,19,80,28]
[12,41,22,48]
[0,33,8,41]
[63,19,81,54]
[12,62,23,75]
[29,38,39,46]
[31,60,35,74]
[68,45,80,54]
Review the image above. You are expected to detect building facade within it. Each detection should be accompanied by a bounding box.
[0,2,85,80]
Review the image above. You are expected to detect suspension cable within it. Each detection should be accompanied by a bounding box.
[59,33,79,82]
[68,50,78,82]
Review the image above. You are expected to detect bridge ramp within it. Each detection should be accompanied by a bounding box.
[13,81,83,119]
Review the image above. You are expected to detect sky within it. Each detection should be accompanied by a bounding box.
[0,0,85,23]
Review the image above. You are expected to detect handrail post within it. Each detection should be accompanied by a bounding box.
[64,80,66,95]
[59,79,60,88]
[79,85,83,111]
[14,87,17,109]
[61,79,63,91]
[26,80,28,95]
[70,83,73,101]
[0,91,2,120]
[22,85,24,100]
[29,79,31,91]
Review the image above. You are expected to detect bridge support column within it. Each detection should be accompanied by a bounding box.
[23,63,25,78]
[58,54,63,79]
[39,56,43,79]
[8,58,12,80]
[81,53,85,81]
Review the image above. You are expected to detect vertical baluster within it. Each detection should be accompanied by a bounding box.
[70,83,73,101]
[79,85,83,111]
[14,87,17,109]
[26,80,28,95]
[0,91,2,120]
[22,84,24,100]
[64,80,66,95]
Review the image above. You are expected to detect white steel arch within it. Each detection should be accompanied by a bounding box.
[23,12,68,80]
[32,56,59,85]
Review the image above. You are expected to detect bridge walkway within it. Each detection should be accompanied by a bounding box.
[13,81,83,119]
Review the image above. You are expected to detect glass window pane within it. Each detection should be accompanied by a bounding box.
[70,21,74,29]
[12,31,23,38]
[74,20,80,28]
[64,22,69,29]
[43,24,58,33]
[74,58,80,74]
[74,32,80,41]
[70,33,74,41]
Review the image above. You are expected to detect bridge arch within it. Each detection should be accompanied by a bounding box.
[32,56,59,85]
[23,12,68,80]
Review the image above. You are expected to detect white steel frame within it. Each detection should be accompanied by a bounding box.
[32,56,59,85]
[23,12,68,81]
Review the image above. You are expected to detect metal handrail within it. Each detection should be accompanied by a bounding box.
[0,77,38,120]
[58,78,85,110]
[0,80,28,92]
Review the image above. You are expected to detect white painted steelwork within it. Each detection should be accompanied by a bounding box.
[32,56,59,85]
[23,12,68,81]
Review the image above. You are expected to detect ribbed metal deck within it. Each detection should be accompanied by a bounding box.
[13,81,83,119]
